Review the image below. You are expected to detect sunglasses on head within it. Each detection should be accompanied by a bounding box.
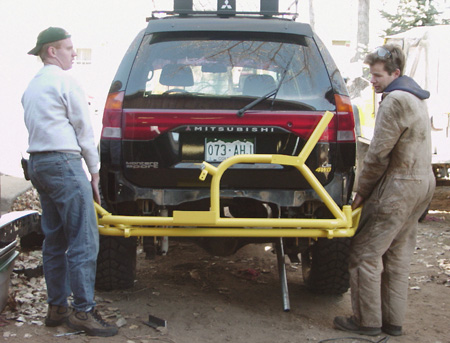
[374,46,392,59]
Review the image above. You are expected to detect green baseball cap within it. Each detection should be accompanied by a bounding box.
[28,27,71,56]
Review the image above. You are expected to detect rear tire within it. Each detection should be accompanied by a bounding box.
[301,238,350,295]
[95,236,137,291]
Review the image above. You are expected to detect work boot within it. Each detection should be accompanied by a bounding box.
[45,305,71,327]
[333,316,381,336]
[67,308,118,337]
[382,323,403,336]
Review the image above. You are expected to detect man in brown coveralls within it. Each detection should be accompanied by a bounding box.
[333,44,435,336]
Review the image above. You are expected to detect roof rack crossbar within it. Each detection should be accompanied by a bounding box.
[148,10,298,21]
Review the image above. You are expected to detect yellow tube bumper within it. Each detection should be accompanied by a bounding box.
[96,111,361,239]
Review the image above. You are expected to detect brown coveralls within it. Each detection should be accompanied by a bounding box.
[350,89,435,328]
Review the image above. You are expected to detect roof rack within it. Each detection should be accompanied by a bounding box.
[148,0,299,21]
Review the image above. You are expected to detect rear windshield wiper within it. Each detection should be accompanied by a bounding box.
[236,89,277,117]
[237,52,294,118]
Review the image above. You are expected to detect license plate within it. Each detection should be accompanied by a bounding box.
[205,138,255,162]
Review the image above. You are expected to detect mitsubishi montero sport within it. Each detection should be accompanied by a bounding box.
[97,0,356,295]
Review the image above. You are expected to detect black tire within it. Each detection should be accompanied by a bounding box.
[20,231,45,249]
[95,235,137,291]
[301,238,350,295]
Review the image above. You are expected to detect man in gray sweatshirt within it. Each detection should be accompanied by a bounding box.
[22,27,117,337]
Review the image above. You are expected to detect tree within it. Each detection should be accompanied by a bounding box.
[351,0,370,62]
[309,0,315,30]
[381,0,450,36]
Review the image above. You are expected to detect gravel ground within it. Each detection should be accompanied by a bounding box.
[1,186,449,343]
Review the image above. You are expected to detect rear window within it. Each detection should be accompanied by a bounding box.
[125,31,335,111]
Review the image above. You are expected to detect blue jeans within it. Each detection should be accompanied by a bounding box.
[28,152,99,312]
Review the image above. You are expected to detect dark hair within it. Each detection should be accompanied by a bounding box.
[364,44,405,76]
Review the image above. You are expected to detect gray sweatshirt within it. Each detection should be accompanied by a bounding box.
[22,65,99,174]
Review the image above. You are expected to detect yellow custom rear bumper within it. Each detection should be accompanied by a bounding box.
[95,111,361,238]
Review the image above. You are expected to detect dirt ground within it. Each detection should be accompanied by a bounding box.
[1,186,449,343]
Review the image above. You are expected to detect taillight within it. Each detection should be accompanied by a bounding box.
[335,94,356,142]
[101,91,124,140]
[288,95,355,143]
[289,115,334,142]
[113,95,356,143]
